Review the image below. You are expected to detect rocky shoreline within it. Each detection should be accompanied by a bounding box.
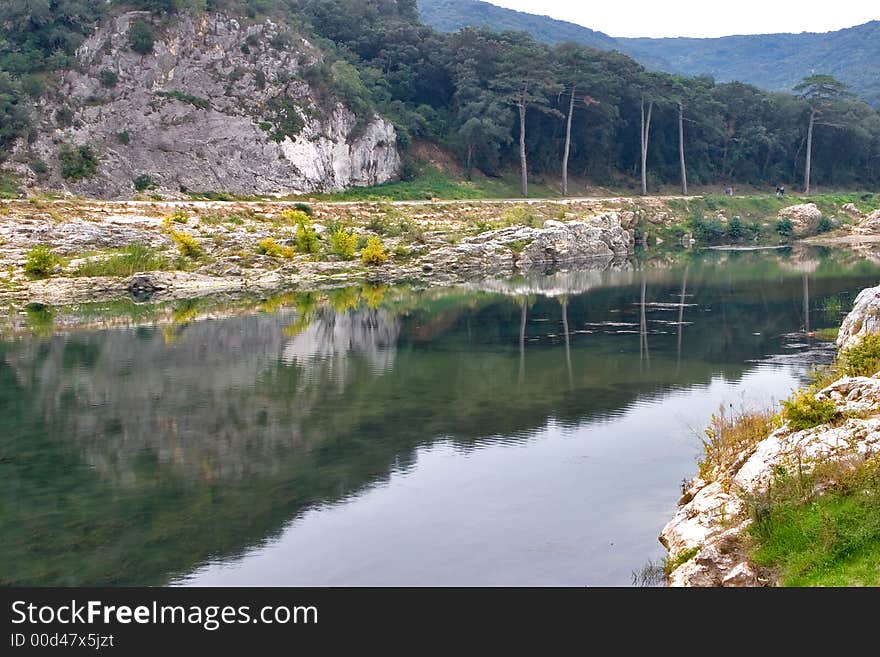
[660,285,880,586]
[0,197,650,306]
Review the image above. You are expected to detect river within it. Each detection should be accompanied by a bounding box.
[1,246,877,585]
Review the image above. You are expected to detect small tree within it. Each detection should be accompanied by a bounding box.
[793,74,851,194]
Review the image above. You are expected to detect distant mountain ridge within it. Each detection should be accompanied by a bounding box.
[417,0,618,50]
[418,0,880,107]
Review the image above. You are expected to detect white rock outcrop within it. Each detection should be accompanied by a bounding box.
[661,292,880,586]
[837,284,880,350]
[778,203,822,236]
[855,209,880,234]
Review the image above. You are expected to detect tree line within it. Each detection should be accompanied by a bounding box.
[2,0,879,195]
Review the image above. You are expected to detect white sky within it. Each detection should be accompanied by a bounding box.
[484,0,880,38]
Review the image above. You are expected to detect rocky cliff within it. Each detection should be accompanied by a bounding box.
[9,12,400,198]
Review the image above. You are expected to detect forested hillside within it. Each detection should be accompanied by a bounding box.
[619,21,880,110]
[2,0,879,197]
[418,0,880,110]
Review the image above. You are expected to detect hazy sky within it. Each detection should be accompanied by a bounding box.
[485,0,879,38]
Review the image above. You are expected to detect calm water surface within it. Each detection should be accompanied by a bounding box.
[2,247,878,585]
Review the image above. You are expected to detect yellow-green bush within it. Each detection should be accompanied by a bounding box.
[24,245,58,278]
[281,209,311,226]
[257,237,295,259]
[163,209,189,227]
[170,231,202,258]
[328,228,358,260]
[296,223,320,254]
[840,334,880,377]
[361,236,387,265]
[781,389,840,431]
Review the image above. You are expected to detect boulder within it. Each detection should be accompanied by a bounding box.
[778,203,822,237]
[837,284,880,350]
[842,203,862,218]
[856,209,880,234]
[428,212,633,273]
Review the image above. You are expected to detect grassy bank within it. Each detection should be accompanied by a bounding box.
[694,334,880,586]
[748,459,880,586]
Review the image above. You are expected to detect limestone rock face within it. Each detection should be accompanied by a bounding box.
[778,203,822,236]
[14,12,399,198]
[856,209,880,234]
[837,284,880,350]
[428,212,632,273]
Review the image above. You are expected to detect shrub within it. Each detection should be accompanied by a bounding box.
[264,96,305,142]
[361,236,387,265]
[117,131,130,145]
[328,227,358,260]
[698,407,776,482]
[59,144,99,181]
[781,389,840,431]
[776,218,794,237]
[840,334,880,377]
[281,209,311,225]
[664,547,699,577]
[29,159,48,175]
[99,69,118,88]
[55,106,74,128]
[163,209,189,226]
[293,202,313,216]
[257,237,295,259]
[170,231,202,259]
[133,174,154,191]
[24,245,57,278]
[690,216,725,243]
[156,90,211,110]
[129,20,154,55]
[817,216,833,233]
[726,217,746,241]
[295,222,320,254]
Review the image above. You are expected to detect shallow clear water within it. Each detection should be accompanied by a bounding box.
[1,247,877,586]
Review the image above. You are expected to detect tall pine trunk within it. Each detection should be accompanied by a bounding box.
[678,101,688,196]
[804,108,816,194]
[562,84,576,197]
[519,95,528,197]
[640,96,653,196]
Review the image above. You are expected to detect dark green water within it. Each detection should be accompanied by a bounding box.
[1,247,878,586]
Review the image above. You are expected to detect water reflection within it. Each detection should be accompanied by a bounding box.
[1,247,879,585]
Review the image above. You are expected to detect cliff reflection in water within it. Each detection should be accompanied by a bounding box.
[2,247,879,585]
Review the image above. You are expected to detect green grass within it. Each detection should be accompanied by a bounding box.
[839,333,880,377]
[0,172,21,199]
[749,459,880,586]
[813,327,840,342]
[72,244,170,277]
[309,167,560,201]
[664,547,699,577]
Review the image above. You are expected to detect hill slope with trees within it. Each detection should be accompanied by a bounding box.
[2,0,879,198]
[418,0,880,109]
